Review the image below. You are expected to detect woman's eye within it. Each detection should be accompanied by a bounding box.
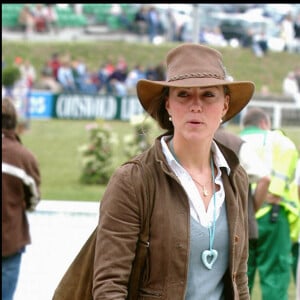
[177,91,189,97]
[203,92,214,97]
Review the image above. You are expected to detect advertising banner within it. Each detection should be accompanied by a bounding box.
[29,90,55,119]
[29,91,145,121]
[53,94,145,121]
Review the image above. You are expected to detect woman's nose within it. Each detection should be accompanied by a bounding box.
[190,96,203,112]
[190,103,202,112]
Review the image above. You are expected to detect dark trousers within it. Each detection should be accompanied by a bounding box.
[248,208,291,300]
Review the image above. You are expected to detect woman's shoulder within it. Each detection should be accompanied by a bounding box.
[121,150,153,173]
[110,147,156,184]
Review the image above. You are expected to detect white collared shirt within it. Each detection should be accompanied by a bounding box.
[161,136,231,228]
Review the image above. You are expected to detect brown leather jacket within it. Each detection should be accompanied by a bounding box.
[93,135,249,299]
[2,129,41,257]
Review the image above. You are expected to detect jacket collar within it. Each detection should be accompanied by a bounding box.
[2,129,21,143]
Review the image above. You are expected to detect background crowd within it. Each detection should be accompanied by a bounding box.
[3,50,300,101]
[2,51,167,97]
[2,3,299,53]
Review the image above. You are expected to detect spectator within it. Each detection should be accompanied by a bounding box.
[57,56,77,93]
[71,57,87,87]
[96,63,109,93]
[296,154,300,300]
[172,11,190,42]
[295,65,300,92]
[102,58,115,78]
[154,61,166,81]
[118,11,132,32]
[31,4,48,33]
[18,4,35,37]
[146,6,163,43]
[74,65,98,95]
[47,52,61,81]
[145,64,158,80]
[10,57,32,134]
[19,59,37,89]
[116,55,128,71]
[76,57,88,75]
[252,29,268,57]
[202,26,227,47]
[162,8,176,42]
[89,67,103,93]
[240,107,299,300]
[133,5,148,36]
[282,70,300,105]
[241,28,254,48]
[2,97,41,300]
[280,13,296,53]
[214,125,271,241]
[35,66,62,93]
[73,4,83,15]
[241,27,268,58]
[125,64,146,94]
[41,4,58,33]
[110,4,122,16]
[96,59,117,94]
[294,13,300,53]
[106,63,128,96]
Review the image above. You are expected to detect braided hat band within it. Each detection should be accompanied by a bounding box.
[168,72,224,82]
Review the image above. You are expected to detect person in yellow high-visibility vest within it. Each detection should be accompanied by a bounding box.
[295,158,300,300]
[240,107,299,300]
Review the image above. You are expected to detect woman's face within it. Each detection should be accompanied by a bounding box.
[165,86,229,141]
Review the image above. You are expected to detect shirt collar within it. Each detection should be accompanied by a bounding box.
[161,135,231,175]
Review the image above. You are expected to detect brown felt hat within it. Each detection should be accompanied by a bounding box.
[136,43,255,122]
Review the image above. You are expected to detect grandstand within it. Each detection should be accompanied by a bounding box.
[2,3,139,31]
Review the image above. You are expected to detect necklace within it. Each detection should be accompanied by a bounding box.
[168,138,179,163]
[201,157,218,270]
[169,138,211,197]
[190,176,211,197]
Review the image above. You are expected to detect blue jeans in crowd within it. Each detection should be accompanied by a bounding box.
[2,247,24,300]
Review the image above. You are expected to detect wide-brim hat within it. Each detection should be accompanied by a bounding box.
[137,43,255,122]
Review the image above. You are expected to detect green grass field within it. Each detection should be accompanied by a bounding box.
[22,119,127,201]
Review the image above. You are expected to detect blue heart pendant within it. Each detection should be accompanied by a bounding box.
[201,249,218,270]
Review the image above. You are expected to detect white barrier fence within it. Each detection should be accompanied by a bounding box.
[240,100,300,128]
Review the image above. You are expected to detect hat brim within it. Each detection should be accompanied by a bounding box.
[137,77,255,122]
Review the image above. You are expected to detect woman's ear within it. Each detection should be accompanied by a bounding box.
[165,97,170,113]
[222,95,230,116]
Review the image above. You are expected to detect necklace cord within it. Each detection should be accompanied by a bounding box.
[168,138,218,265]
[209,155,216,251]
[168,138,216,250]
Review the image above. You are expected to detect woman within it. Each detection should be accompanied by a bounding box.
[93,43,255,299]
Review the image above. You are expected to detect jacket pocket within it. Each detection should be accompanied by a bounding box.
[138,288,162,299]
